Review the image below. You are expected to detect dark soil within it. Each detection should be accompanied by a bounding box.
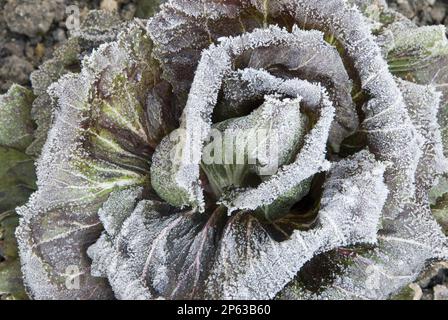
[0,0,447,94]
[0,0,140,93]
[388,0,448,26]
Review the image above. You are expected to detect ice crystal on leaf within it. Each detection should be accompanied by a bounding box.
[88,150,387,299]
[11,0,448,300]
[16,22,173,299]
[27,11,126,156]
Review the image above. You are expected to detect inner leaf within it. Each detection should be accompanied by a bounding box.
[201,95,309,211]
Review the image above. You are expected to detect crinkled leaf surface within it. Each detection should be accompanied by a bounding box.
[148,0,423,221]
[281,202,447,299]
[360,0,448,204]
[27,11,126,156]
[89,150,387,299]
[280,79,448,299]
[143,0,447,299]
[15,0,448,300]
[16,22,175,299]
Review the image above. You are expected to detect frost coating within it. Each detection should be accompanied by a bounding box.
[13,0,448,300]
[284,0,422,220]
[28,10,125,156]
[206,95,310,208]
[397,80,448,200]
[16,23,160,299]
[219,67,355,151]
[89,151,387,299]
[144,0,445,299]
[280,80,448,300]
[287,204,448,300]
[351,0,448,205]
[206,152,388,299]
[168,26,337,211]
[149,0,422,220]
[219,77,333,213]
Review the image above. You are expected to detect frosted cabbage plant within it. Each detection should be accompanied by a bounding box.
[2,0,448,299]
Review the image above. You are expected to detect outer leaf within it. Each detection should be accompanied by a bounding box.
[16,23,171,299]
[364,2,448,204]
[0,84,35,151]
[89,150,387,299]
[387,25,448,204]
[0,15,87,300]
[281,80,448,299]
[282,203,448,300]
[27,11,125,156]
[349,0,408,32]
[386,24,448,85]
[0,147,36,213]
[0,146,36,300]
[0,212,28,299]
